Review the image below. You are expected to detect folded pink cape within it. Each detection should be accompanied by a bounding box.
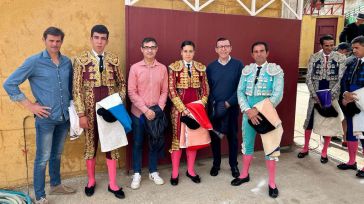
[180,101,212,150]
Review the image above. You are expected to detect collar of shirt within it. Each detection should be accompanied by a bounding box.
[42,50,63,62]
[321,50,332,61]
[141,59,159,68]
[255,61,268,68]
[183,60,193,68]
[360,57,364,62]
[322,52,331,57]
[92,49,105,62]
[218,56,231,66]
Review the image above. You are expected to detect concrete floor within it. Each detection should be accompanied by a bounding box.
[20,84,364,203]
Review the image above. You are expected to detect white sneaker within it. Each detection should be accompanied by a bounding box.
[35,197,49,204]
[149,172,164,185]
[131,173,141,189]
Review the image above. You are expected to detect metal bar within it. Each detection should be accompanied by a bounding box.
[251,0,256,15]
[299,0,304,19]
[182,0,198,11]
[199,0,215,11]
[235,0,254,16]
[125,0,139,6]
[282,0,300,19]
[334,5,341,15]
[255,0,276,16]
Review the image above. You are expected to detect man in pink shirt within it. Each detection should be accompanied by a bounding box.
[128,37,168,189]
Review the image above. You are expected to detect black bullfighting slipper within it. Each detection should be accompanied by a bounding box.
[320,156,328,164]
[337,162,357,170]
[170,175,179,186]
[84,184,96,197]
[268,185,279,198]
[356,170,364,178]
[297,151,309,158]
[108,186,125,199]
[186,171,201,183]
[231,174,250,186]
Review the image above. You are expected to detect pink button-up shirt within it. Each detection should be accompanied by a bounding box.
[128,59,168,117]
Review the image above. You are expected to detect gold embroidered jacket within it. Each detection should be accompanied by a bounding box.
[168,60,209,112]
[73,51,126,114]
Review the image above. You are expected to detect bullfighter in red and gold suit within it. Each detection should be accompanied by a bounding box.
[168,40,209,186]
[73,25,126,199]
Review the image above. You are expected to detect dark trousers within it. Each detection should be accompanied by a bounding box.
[210,107,239,168]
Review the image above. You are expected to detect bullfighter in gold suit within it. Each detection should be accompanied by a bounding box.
[72,25,126,199]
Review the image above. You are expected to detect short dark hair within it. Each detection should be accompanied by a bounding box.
[181,40,195,49]
[216,37,231,46]
[43,27,65,40]
[251,41,269,53]
[91,24,109,39]
[336,42,352,51]
[319,35,334,45]
[351,36,364,46]
[141,37,157,47]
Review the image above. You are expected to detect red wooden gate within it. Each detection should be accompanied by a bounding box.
[125,6,301,171]
[314,18,338,52]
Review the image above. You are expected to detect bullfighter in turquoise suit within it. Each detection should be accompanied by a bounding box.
[231,42,284,199]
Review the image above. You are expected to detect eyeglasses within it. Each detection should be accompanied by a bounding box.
[142,46,158,51]
[216,45,231,49]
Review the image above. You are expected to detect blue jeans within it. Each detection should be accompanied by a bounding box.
[131,114,158,173]
[34,118,69,200]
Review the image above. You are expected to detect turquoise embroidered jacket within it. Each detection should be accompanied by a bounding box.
[237,62,284,112]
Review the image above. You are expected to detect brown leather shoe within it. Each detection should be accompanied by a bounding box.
[49,184,76,195]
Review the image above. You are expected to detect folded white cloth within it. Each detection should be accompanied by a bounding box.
[253,99,283,157]
[353,87,364,138]
[313,100,344,136]
[68,100,83,137]
[96,94,128,152]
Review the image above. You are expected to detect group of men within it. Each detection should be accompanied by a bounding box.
[3,23,288,203]
[4,18,364,204]
[298,28,364,179]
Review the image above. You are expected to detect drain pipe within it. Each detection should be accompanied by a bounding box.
[21,115,32,196]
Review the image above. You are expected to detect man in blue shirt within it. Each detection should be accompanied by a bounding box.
[207,38,243,178]
[3,27,75,204]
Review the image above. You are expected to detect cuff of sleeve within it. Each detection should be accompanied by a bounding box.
[227,99,236,106]
[243,107,251,113]
[171,97,186,112]
[201,96,208,106]
[158,103,166,110]
[140,106,149,114]
[342,91,348,97]
[9,93,26,102]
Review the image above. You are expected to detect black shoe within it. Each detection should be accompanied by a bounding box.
[170,175,179,186]
[84,184,96,197]
[337,162,357,170]
[356,170,364,178]
[231,174,250,186]
[231,166,240,178]
[108,186,125,199]
[331,136,341,142]
[186,171,201,183]
[297,151,309,158]
[268,185,279,198]
[320,156,328,164]
[210,166,220,177]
